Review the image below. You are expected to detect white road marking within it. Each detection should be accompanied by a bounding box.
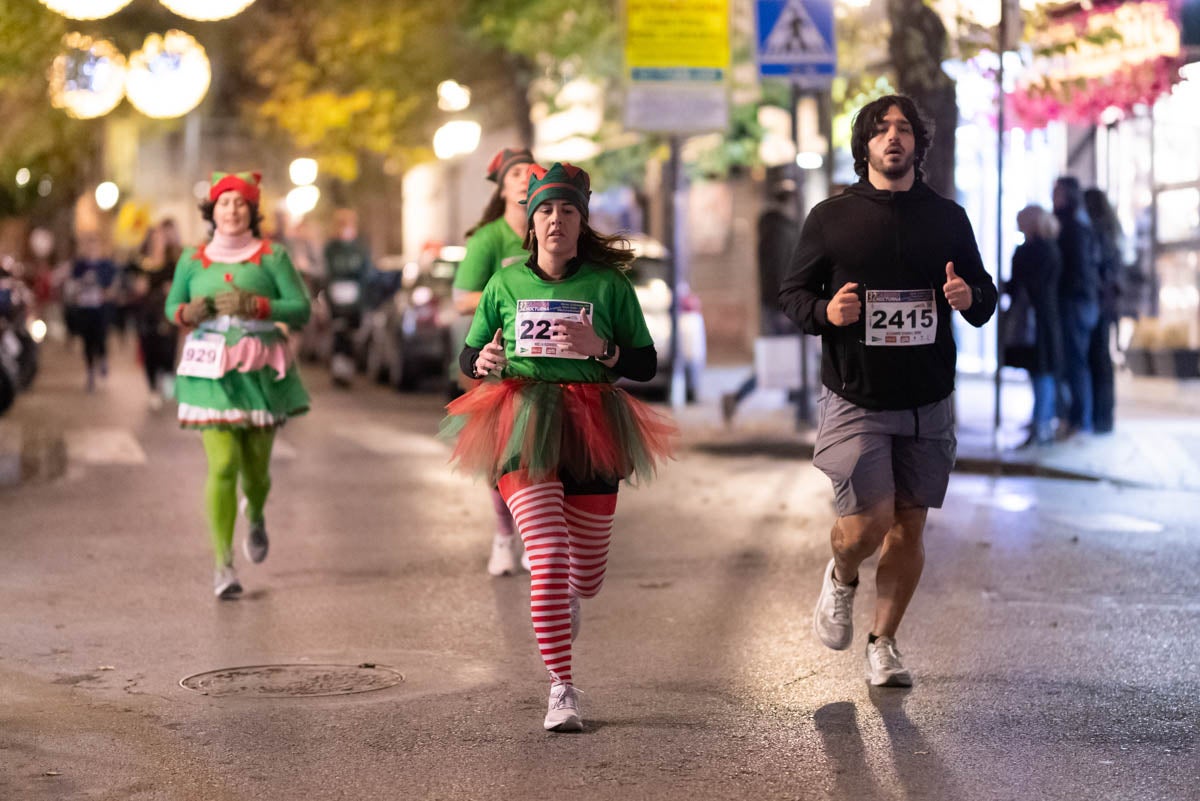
[65,428,147,466]
[333,422,448,457]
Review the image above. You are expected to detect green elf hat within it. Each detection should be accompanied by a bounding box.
[522,162,591,221]
[209,170,262,204]
[485,147,534,184]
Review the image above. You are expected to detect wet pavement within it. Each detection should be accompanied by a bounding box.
[1,340,1197,800]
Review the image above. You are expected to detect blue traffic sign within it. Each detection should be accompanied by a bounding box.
[755,0,836,84]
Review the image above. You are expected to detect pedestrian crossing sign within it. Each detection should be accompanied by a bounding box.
[755,0,836,85]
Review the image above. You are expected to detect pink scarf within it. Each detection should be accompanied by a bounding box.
[206,231,262,264]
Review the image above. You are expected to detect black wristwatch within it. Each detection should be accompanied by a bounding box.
[598,339,617,360]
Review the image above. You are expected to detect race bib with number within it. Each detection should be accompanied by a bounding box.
[514,299,594,359]
[865,289,937,346]
[329,280,361,306]
[177,333,227,379]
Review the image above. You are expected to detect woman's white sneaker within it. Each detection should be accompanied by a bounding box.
[865,636,913,687]
[487,532,519,576]
[543,682,583,732]
[213,565,243,599]
[813,558,856,650]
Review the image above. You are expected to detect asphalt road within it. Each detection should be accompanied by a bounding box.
[2,341,1196,800]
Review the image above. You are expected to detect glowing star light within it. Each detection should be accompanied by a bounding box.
[48,33,127,119]
[124,31,211,119]
[158,0,256,21]
[39,0,133,20]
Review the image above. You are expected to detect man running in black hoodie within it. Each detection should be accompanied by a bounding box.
[779,95,997,687]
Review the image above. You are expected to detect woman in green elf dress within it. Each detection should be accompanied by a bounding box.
[165,171,311,599]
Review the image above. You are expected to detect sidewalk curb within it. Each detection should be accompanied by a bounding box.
[686,437,1118,485]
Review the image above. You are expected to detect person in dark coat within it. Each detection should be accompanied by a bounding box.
[721,180,800,423]
[1008,205,1064,446]
[1083,188,1123,433]
[1052,176,1101,436]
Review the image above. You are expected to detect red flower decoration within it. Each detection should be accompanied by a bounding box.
[224,273,233,282]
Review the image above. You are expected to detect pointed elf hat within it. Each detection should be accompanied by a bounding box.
[522,162,591,220]
[485,147,535,184]
[209,170,262,204]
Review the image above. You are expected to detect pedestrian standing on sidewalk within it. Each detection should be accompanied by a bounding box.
[778,95,996,686]
[1083,187,1123,434]
[721,178,801,424]
[165,171,312,599]
[442,162,675,731]
[451,147,536,577]
[1007,205,1063,447]
[1052,176,1101,437]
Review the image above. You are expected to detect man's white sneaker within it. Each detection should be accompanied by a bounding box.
[865,636,913,687]
[487,533,518,576]
[543,682,583,732]
[569,594,581,642]
[813,558,856,650]
[213,565,242,599]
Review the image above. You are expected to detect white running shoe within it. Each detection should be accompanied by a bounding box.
[543,682,583,732]
[866,636,913,687]
[240,498,269,564]
[569,594,581,642]
[213,565,243,599]
[487,533,518,576]
[813,558,856,650]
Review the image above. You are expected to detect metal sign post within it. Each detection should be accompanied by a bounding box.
[623,0,731,407]
[755,0,835,428]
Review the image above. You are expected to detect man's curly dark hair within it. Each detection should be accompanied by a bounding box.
[850,94,934,182]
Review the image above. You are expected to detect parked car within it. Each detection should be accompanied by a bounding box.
[361,236,707,400]
[361,248,461,391]
[0,262,40,416]
[623,235,706,402]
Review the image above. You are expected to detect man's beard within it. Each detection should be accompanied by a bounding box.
[870,150,915,180]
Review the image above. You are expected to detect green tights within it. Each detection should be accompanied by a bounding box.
[201,428,276,567]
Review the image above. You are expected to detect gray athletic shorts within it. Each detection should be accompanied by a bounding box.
[812,388,957,517]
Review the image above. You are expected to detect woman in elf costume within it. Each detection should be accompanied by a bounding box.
[442,162,675,732]
[451,147,535,578]
[165,171,311,599]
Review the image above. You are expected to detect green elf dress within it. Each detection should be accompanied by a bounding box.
[165,240,311,428]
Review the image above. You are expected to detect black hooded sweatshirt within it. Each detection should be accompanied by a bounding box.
[779,179,997,411]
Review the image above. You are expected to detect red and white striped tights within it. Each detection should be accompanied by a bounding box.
[498,471,616,686]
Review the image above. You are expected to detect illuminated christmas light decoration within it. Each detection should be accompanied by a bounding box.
[39,0,133,20]
[158,0,256,21]
[47,33,126,119]
[124,31,211,119]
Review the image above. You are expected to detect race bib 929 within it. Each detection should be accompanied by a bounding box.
[514,299,593,360]
[177,333,226,378]
[865,289,936,346]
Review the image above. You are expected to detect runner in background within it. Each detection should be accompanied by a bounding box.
[451,147,535,577]
[324,208,373,387]
[165,171,312,599]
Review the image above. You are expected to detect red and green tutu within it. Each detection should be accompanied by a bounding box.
[440,379,676,484]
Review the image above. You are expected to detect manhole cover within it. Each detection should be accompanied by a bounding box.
[180,663,404,698]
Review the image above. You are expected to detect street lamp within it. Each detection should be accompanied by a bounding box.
[159,0,256,20]
[432,120,481,161]
[95,182,120,211]
[433,119,481,244]
[124,31,211,119]
[48,33,127,119]
[38,0,132,19]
